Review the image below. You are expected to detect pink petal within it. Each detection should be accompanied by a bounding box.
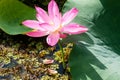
[53,13,61,29]
[26,30,48,37]
[22,20,40,30]
[62,8,78,25]
[39,23,54,32]
[48,0,59,20]
[35,6,50,23]
[61,23,88,35]
[60,33,67,38]
[43,59,54,64]
[48,69,58,74]
[47,32,60,46]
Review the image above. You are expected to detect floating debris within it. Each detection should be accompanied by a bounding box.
[0,31,72,80]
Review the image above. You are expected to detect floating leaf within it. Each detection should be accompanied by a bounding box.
[62,0,120,80]
[0,0,35,35]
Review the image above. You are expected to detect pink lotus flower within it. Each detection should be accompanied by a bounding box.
[22,0,88,46]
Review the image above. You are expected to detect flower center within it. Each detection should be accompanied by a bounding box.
[54,25,62,33]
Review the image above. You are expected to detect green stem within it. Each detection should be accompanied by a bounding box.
[58,40,65,69]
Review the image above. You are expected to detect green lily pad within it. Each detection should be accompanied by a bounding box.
[62,0,120,80]
[0,0,35,35]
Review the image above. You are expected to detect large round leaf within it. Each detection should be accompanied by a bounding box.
[62,0,120,80]
[0,0,35,35]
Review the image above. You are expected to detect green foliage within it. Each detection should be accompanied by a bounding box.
[0,0,35,35]
[62,0,120,80]
[0,0,120,79]
[0,0,66,35]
